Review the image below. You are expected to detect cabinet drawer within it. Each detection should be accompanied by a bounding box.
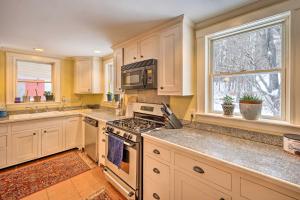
[241,178,296,200]
[0,135,7,147]
[144,141,171,163]
[0,125,8,134]
[144,155,170,185]
[175,153,232,190]
[144,178,169,200]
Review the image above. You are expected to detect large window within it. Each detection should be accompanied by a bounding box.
[208,18,285,119]
[16,61,53,102]
[104,61,114,101]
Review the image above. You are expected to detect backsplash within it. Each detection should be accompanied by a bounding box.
[183,120,283,147]
[125,89,169,105]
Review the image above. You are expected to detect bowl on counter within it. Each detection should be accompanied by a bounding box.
[0,111,8,118]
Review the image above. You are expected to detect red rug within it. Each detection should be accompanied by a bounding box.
[0,151,90,200]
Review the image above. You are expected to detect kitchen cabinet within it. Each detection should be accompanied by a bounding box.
[113,48,123,93]
[0,126,8,167]
[12,129,39,163]
[143,137,300,200]
[63,117,82,150]
[41,126,63,156]
[158,18,194,96]
[74,57,103,94]
[123,34,159,65]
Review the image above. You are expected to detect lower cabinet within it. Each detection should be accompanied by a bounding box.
[98,121,106,165]
[41,126,63,156]
[63,117,82,149]
[174,170,231,200]
[12,129,39,163]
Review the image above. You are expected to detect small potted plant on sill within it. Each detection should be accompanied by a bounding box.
[22,90,30,103]
[239,94,263,120]
[33,89,41,102]
[44,91,55,101]
[106,92,113,102]
[222,95,235,116]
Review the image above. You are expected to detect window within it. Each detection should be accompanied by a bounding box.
[16,61,53,102]
[104,61,114,101]
[207,16,286,119]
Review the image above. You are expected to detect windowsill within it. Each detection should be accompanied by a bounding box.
[6,101,61,109]
[195,113,300,136]
[101,101,119,109]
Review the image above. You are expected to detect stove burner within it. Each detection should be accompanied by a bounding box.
[108,118,164,133]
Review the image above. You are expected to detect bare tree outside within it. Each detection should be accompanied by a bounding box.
[211,23,282,118]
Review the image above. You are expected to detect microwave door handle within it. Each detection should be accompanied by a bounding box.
[142,69,147,87]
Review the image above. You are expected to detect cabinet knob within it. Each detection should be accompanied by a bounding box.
[88,89,91,92]
[160,86,164,90]
[153,149,160,155]
[193,166,205,174]
[44,130,47,133]
[140,55,144,58]
[102,127,106,130]
[102,139,106,142]
[153,168,160,174]
[133,56,136,60]
[219,198,225,200]
[153,193,160,200]
[101,155,105,158]
[33,133,36,135]
[119,87,121,90]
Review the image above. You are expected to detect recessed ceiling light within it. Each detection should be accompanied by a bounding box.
[94,50,101,54]
[34,48,44,52]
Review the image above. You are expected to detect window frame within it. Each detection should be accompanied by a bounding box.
[205,12,290,121]
[6,52,61,105]
[103,58,114,102]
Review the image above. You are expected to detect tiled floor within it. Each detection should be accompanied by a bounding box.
[21,166,126,200]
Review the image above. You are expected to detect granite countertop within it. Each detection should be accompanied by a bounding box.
[143,127,300,187]
[0,108,122,124]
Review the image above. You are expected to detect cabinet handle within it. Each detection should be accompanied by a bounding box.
[102,139,106,142]
[153,149,160,155]
[133,56,136,60]
[153,193,160,200]
[33,133,36,135]
[193,166,205,174]
[153,168,160,174]
[160,86,164,90]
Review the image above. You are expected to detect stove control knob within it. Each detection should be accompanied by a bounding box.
[128,134,133,139]
[123,133,128,138]
[116,131,120,135]
[110,127,114,132]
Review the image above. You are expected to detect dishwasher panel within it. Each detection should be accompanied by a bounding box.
[84,117,99,162]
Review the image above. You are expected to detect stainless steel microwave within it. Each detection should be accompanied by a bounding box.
[121,59,157,90]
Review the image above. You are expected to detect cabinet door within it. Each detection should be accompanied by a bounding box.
[64,117,81,149]
[158,25,181,95]
[12,130,39,163]
[124,42,138,65]
[139,35,159,61]
[41,126,63,156]
[75,59,92,93]
[113,48,123,93]
[174,170,231,200]
[0,135,7,167]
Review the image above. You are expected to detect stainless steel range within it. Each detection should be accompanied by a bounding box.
[103,103,164,200]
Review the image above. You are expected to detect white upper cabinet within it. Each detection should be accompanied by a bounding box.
[123,34,160,65]
[158,18,194,96]
[74,57,103,94]
[113,48,123,93]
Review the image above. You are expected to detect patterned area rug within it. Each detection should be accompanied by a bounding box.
[86,189,112,200]
[0,151,90,200]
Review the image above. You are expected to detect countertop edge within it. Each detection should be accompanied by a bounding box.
[142,133,300,192]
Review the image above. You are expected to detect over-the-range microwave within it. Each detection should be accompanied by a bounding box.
[121,59,157,90]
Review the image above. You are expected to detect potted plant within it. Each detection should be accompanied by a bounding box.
[222,95,235,116]
[239,94,263,120]
[106,92,113,102]
[33,89,41,102]
[44,91,55,101]
[22,90,30,102]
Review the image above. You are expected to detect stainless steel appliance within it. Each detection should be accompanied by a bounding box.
[84,117,99,162]
[104,103,165,200]
[121,59,157,90]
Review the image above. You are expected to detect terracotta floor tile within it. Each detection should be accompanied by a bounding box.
[47,180,81,200]
[21,190,48,200]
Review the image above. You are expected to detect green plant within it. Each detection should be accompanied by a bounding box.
[44,91,53,96]
[106,91,113,95]
[222,95,234,105]
[239,94,262,104]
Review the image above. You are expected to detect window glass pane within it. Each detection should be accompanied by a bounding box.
[104,62,114,96]
[213,72,281,118]
[212,24,282,74]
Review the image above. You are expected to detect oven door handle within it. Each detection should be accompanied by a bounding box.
[104,132,135,147]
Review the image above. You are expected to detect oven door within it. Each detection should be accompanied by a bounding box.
[121,68,146,89]
[105,133,138,190]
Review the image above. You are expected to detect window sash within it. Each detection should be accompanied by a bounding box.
[207,17,287,120]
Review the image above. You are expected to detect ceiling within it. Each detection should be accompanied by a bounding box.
[0,0,257,57]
